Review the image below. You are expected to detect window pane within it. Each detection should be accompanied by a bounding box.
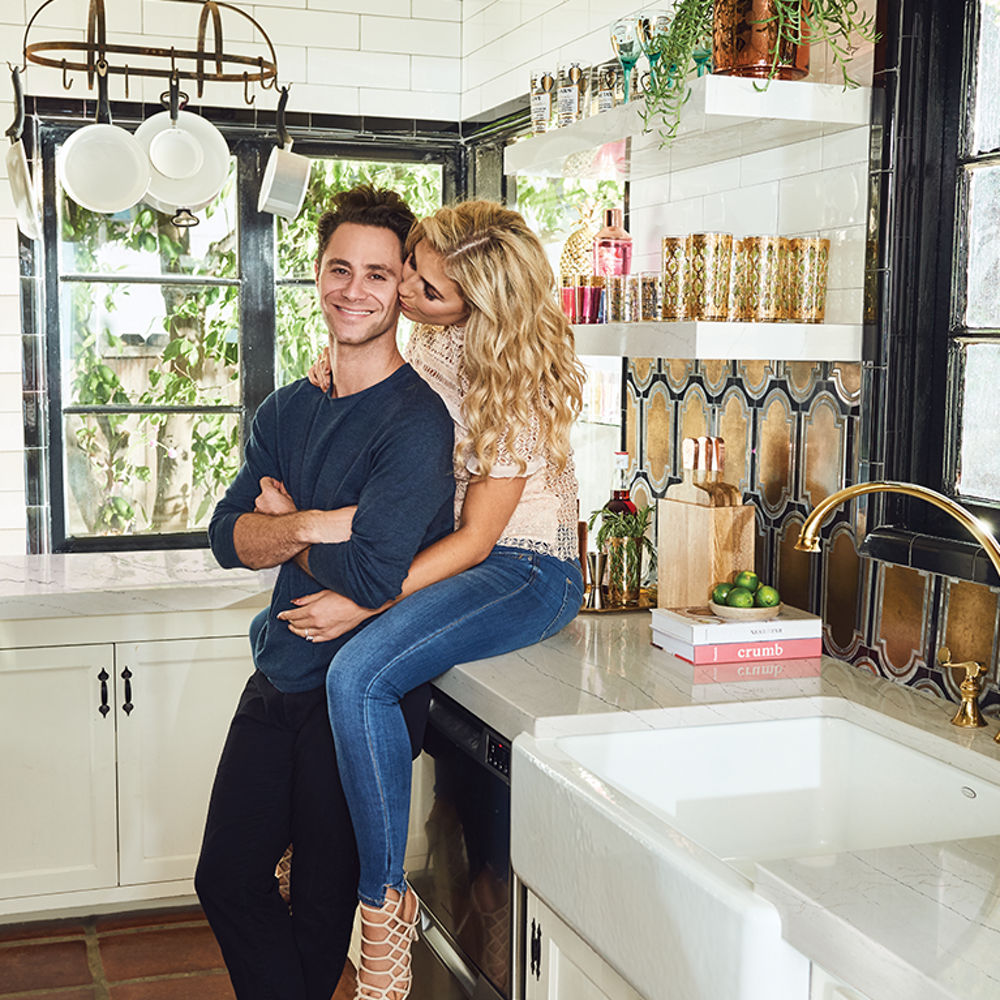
[275,285,325,386]
[955,342,1000,501]
[62,282,240,407]
[64,411,240,538]
[973,2,1000,154]
[963,164,1000,328]
[59,164,238,278]
[276,159,443,279]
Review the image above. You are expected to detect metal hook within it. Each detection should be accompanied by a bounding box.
[123,63,129,99]
[257,56,274,90]
[243,71,254,105]
[61,58,72,90]
[170,46,176,76]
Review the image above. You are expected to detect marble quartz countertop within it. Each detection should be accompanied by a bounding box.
[5,553,1000,999]
[0,551,274,620]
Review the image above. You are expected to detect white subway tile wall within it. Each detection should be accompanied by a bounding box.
[0,0,874,553]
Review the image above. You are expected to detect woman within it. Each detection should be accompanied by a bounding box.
[281,201,585,1000]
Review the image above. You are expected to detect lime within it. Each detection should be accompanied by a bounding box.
[725,586,754,608]
[754,585,781,607]
[711,582,734,604]
[734,570,759,592]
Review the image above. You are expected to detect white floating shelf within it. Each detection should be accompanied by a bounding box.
[504,75,872,180]
[572,320,862,362]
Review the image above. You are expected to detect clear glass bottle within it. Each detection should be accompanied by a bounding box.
[592,208,633,278]
[605,451,637,515]
[530,69,555,134]
[557,63,585,127]
[594,61,620,114]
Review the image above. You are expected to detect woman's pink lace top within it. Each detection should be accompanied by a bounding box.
[406,323,580,563]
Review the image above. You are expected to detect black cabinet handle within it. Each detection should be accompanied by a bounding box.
[530,918,542,980]
[98,668,110,718]
[121,667,133,715]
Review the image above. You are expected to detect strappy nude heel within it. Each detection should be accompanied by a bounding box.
[355,887,420,1000]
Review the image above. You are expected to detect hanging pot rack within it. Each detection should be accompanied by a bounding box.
[19,0,279,103]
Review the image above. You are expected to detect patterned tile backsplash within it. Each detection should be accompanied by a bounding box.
[627,357,1000,713]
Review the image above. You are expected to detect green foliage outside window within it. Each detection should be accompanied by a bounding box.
[60,167,240,537]
[58,152,442,543]
[274,158,443,385]
[515,175,625,251]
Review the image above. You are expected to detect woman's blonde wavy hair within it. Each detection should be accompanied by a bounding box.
[406,201,585,478]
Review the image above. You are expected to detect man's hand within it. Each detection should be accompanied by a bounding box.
[278,587,385,642]
[255,477,297,516]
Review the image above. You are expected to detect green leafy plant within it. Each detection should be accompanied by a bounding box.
[588,504,657,603]
[643,0,880,143]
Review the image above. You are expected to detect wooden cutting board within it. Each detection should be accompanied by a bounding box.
[656,498,755,608]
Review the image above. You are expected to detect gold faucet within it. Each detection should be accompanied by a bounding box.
[794,481,1000,737]
[937,647,988,728]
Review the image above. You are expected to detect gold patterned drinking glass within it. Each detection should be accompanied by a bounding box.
[685,232,733,320]
[787,236,831,322]
[626,274,641,322]
[778,236,794,320]
[639,271,661,321]
[660,236,687,320]
[729,238,753,320]
[743,235,784,322]
[607,274,629,322]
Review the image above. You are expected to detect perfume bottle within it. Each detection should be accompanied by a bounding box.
[592,208,633,278]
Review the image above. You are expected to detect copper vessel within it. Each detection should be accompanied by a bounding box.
[713,0,810,81]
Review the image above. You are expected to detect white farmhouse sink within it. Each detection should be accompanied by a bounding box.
[556,714,1000,869]
[512,700,1000,1000]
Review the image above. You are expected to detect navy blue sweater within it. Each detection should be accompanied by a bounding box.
[209,364,455,693]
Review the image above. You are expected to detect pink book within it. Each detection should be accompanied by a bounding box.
[650,627,822,665]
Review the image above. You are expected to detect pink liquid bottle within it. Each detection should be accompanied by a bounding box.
[592,208,633,278]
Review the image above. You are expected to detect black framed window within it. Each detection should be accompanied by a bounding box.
[29,108,461,553]
[862,0,1000,584]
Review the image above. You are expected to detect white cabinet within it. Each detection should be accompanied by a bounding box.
[0,635,253,907]
[524,889,644,1000]
[116,637,252,885]
[0,644,118,899]
[810,964,872,1000]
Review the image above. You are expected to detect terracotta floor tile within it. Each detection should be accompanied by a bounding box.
[99,924,226,982]
[109,972,235,1000]
[96,906,207,934]
[0,938,92,992]
[12,990,96,1000]
[0,916,88,943]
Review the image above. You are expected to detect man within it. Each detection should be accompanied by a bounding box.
[195,185,455,1000]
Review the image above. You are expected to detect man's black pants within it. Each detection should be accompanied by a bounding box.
[195,669,429,1000]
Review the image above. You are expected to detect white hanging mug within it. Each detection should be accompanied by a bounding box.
[257,86,310,220]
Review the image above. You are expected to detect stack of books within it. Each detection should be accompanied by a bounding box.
[650,604,823,683]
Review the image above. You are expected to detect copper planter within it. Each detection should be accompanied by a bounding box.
[713,0,810,81]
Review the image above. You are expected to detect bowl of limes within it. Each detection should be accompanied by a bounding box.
[708,570,782,621]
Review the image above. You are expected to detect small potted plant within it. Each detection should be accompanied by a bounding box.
[644,0,880,141]
[588,504,657,607]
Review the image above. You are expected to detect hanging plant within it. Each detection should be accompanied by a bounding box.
[643,0,880,143]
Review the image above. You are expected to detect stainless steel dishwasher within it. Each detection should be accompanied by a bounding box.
[405,690,512,1000]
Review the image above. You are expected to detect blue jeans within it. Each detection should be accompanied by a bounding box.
[325,545,583,905]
